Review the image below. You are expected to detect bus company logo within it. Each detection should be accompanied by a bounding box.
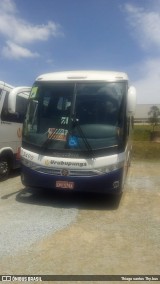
[2,275,11,281]
[61,169,69,176]
[17,127,22,138]
[50,160,87,167]
[45,160,50,166]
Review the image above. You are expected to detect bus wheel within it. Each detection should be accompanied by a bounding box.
[0,158,10,181]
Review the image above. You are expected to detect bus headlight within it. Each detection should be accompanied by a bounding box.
[95,161,124,174]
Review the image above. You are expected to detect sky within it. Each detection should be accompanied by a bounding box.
[0,0,160,104]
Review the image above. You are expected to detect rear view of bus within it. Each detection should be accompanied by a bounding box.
[21,71,136,194]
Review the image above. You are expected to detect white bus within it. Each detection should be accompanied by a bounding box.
[21,71,136,194]
[0,82,31,180]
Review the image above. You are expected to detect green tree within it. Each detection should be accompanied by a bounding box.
[148,105,160,131]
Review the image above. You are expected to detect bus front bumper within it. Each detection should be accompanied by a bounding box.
[21,165,124,194]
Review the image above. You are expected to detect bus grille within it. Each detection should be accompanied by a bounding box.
[33,166,100,177]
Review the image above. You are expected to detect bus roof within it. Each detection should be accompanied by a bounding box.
[0,81,14,90]
[36,70,128,82]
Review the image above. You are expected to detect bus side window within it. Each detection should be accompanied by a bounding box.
[1,92,26,123]
[15,95,28,123]
[1,92,10,121]
[0,88,3,100]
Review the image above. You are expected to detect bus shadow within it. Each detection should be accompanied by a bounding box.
[9,168,21,178]
[15,187,122,210]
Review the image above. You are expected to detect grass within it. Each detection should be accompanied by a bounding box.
[132,124,160,161]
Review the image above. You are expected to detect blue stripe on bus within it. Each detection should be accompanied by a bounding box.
[21,165,124,194]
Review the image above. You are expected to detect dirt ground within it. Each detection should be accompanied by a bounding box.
[0,160,160,283]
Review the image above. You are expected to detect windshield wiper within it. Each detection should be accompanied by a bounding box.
[71,117,93,154]
[69,84,93,154]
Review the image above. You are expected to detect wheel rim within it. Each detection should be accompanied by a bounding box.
[0,160,9,180]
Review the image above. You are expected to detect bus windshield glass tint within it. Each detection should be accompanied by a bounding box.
[23,82,127,151]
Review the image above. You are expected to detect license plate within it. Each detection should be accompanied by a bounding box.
[56,181,74,190]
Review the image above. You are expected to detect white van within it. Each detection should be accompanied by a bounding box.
[0,82,30,180]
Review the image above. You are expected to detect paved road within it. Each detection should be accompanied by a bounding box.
[0,161,160,282]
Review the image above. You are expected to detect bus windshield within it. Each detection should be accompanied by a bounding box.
[23,81,127,153]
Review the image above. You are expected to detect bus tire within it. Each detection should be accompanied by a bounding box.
[0,157,10,181]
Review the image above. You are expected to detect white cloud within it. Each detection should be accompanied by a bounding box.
[2,41,39,59]
[0,0,17,14]
[0,15,60,45]
[133,58,160,104]
[0,0,61,59]
[124,3,160,50]
[123,3,160,103]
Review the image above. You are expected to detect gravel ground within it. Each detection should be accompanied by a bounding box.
[0,161,160,283]
[0,174,78,256]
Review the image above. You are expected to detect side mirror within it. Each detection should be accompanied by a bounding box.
[8,87,30,114]
[127,86,136,115]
